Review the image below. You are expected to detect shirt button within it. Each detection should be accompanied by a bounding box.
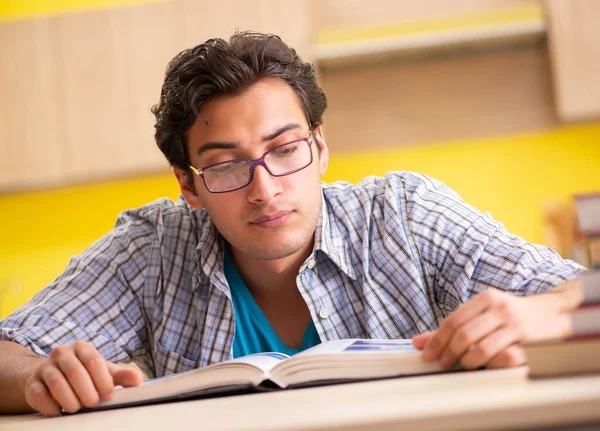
[319,309,329,319]
[307,260,316,269]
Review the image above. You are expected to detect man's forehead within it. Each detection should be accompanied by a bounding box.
[187,81,307,145]
[203,79,302,116]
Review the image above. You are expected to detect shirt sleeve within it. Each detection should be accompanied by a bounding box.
[0,208,157,369]
[398,172,586,315]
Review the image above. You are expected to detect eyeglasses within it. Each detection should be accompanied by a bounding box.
[189,134,315,193]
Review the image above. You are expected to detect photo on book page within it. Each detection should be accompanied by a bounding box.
[343,340,417,351]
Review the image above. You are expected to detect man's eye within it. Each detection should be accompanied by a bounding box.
[210,162,234,174]
[273,144,299,156]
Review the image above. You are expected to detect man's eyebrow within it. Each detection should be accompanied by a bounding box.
[261,123,303,142]
[196,141,239,156]
[196,123,303,156]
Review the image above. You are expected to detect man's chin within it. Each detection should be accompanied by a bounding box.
[233,237,310,261]
[242,246,303,261]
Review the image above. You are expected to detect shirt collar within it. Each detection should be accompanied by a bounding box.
[179,196,229,292]
[312,187,357,280]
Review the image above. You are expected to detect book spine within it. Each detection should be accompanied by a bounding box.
[571,304,600,337]
[589,239,600,271]
[566,332,600,342]
[574,193,600,236]
[582,271,600,304]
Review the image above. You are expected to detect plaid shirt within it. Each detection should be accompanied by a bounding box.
[0,172,584,378]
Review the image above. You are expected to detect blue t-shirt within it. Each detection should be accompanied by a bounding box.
[224,248,321,358]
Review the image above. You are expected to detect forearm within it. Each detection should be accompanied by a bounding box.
[0,340,44,413]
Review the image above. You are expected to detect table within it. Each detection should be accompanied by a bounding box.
[1,367,599,431]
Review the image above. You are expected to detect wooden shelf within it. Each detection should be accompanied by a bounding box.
[314,4,545,66]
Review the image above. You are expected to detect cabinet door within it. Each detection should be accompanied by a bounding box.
[545,0,600,121]
[182,0,312,61]
[0,0,313,192]
[0,19,66,192]
[56,1,185,182]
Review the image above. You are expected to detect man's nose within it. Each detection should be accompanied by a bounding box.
[246,164,283,204]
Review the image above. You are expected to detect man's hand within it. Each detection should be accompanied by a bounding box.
[412,280,583,370]
[25,341,143,417]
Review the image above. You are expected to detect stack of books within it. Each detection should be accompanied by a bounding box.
[524,271,600,377]
[574,193,600,269]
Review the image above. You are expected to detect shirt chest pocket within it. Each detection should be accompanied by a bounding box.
[153,341,200,377]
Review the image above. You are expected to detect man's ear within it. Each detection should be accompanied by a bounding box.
[173,167,203,210]
[313,125,329,176]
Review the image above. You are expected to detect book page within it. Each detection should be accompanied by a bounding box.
[229,352,290,373]
[270,339,445,388]
[93,353,290,410]
[295,339,416,356]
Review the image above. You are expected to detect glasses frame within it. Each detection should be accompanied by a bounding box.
[189,133,315,193]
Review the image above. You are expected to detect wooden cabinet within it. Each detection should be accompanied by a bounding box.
[1,0,598,192]
[55,2,185,183]
[0,19,65,191]
[0,0,311,192]
[545,0,600,121]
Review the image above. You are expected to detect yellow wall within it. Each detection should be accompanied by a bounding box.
[325,123,600,243]
[0,0,171,21]
[1,123,600,317]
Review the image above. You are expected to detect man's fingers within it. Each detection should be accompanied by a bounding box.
[25,379,62,417]
[38,364,81,414]
[22,341,120,415]
[439,310,504,368]
[459,326,520,370]
[107,363,144,388]
[73,341,114,402]
[486,345,526,369]
[423,290,498,361]
[412,331,434,350]
[54,347,102,408]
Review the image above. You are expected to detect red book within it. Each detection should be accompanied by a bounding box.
[571,305,600,339]
[524,338,600,377]
[570,271,600,337]
[575,193,600,237]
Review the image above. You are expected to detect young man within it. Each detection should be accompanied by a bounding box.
[0,32,585,416]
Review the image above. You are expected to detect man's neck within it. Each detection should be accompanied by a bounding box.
[228,240,316,348]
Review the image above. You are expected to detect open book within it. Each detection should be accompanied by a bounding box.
[91,339,452,411]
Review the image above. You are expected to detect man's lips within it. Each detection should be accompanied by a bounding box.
[250,210,293,227]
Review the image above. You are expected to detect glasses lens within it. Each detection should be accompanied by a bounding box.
[265,140,312,176]
[204,160,251,192]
